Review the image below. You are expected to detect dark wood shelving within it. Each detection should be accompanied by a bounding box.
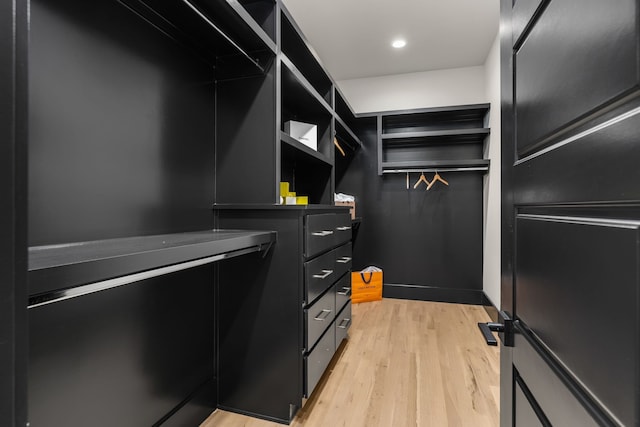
[281,56,333,116]
[381,128,490,141]
[280,131,332,166]
[29,230,276,297]
[280,6,332,104]
[335,116,363,149]
[381,159,490,171]
[122,0,274,76]
[230,0,277,48]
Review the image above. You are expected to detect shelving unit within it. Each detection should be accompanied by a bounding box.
[371,104,491,175]
[277,4,364,206]
[8,0,366,425]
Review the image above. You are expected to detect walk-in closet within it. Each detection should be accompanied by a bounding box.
[2,0,638,426]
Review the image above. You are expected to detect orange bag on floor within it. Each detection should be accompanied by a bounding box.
[351,267,383,303]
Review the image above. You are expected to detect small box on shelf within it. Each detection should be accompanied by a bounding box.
[335,201,355,219]
[284,120,317,151]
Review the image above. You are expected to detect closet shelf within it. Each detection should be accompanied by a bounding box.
[122,0,274,76]
[381,159,490,173]
[225,0,277,52]
[334,116,363,149]
[281,55,333,116]
[281,131,332,166]
[381,128,490,142]
[28,229,276,298]
[280,4,333,104]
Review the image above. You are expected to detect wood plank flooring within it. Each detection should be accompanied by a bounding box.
[201,299,500,427]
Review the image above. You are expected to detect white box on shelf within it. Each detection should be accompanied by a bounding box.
[284,120,317,151]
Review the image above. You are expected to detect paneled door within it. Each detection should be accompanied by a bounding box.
[500,0,640,425]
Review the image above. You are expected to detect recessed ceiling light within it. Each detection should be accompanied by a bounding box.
[392,39,407,49]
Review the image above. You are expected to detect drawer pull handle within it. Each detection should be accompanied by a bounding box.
[311,230,334,237]
[336,256,352,264]
[338,287,352,297]
[338,318,351,329]
[313,269,333,279]
[336,226,351,231]
[314,309,332,321]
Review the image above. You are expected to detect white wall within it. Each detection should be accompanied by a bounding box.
[482,32,501,308]
[337,66,486,113]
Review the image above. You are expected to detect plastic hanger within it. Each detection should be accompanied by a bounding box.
[413,172,431,189]
[427,171,449,190]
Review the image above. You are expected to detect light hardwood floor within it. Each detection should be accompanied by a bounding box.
[201,299,500,427]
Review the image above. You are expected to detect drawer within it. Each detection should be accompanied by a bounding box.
[304,287,336,351]
[333,242,352,279]
[333,213,352,246]
[305,214,336,258]
[304,250,336,305]
[304,325,336,398]
[334,273,351,311]
[335,301,351,347]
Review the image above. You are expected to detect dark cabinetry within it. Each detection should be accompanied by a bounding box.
[374,104,490,175]
[216,206,352,423]
[277,5,362,205]
[5,0,364,425]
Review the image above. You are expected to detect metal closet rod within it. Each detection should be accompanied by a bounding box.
[178,0,265,73]
[382,167,489,174]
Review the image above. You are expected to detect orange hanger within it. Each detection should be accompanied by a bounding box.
[413,172,431,189]
[334,138,346,157]
[427,171,449,190]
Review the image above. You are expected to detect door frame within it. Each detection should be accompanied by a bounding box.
[0,0,28,425]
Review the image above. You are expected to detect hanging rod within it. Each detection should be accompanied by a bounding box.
[382,166,489,174]
[27,245,265,309]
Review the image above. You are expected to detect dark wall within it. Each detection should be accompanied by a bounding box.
[336,120,484,303]
[28,0,217,246]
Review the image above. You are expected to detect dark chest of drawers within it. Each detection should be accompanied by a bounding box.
[214,206,352,424]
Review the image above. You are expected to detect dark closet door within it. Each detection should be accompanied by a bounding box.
[501,0,640,426]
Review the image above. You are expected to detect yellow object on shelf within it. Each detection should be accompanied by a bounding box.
[280,182,290,196]
[295,196,308,205]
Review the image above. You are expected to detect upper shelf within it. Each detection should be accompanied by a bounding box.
[381,159,490,172]
[280,6,333,104]
[382,128,490,145]
[228,0,277,46]
[334,116,363,149]
[121,0,275,78]
[28,229,276,298]
[281,131,332,166]
[281,56,333,118]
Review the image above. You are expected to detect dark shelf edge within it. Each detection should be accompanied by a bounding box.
[280,55,333,115]
[381,128,490,140]
[334,115,363,148]
[28,230,276,297]
[280,131,333,166]
[381,159,491,170]
[225,0,277,54]
[279,4,334,91]
[356,103,491,118]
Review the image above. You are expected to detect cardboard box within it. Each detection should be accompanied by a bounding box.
[284,120,317,151]
[335,201,355,219]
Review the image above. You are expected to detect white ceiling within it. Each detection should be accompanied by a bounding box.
[281,0,500,81]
